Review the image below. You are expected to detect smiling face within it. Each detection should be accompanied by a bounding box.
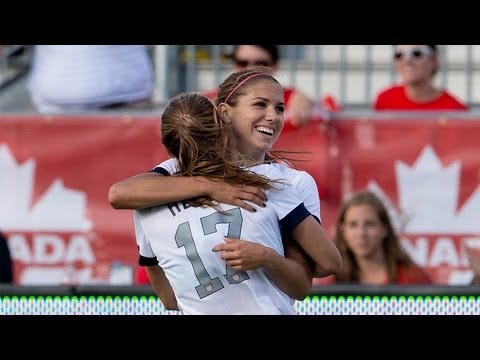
[341,204,387,260]
[393,45,438,86]
[219,78,285,165]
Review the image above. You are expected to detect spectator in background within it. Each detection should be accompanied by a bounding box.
[465,243,480,285]
[27,45,154,114]
[373,45,468,111]
[0,232,13,283]
[334,191,431,284]
[204,45,315,131]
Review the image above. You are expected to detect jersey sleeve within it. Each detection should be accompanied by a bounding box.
[268,163,322,223]
[265,167,312,234]
[293,171,321,223]
[278,203,311,234]
[133,210,158,266]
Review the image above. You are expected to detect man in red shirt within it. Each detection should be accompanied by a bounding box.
[373,45,468,111]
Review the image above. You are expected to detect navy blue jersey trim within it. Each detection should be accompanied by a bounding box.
[150,167,170,176]
[279,203,312,234]
[139,255,159,266]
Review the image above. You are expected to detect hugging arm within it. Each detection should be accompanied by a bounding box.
[286,172,342,277]
[108,172,266,212]
[290,216,343,277]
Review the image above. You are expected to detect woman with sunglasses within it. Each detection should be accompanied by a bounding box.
[203,45,315,130]
[373,45,468,110]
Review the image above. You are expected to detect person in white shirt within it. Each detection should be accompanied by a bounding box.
[27,45,153,114]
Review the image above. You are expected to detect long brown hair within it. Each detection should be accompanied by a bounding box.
[161,92,274,208]
[334,190,417,283]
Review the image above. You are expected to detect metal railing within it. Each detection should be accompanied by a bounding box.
[153,45,480,109]
[1,45,479,112]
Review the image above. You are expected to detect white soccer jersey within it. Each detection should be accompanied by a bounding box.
[154,158,321,221]
[268,163,321,221]
[135,163,312,315]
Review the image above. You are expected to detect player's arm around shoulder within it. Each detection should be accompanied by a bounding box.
[290,216,342,278]
[108,171,167,209]
[109,162,266,211]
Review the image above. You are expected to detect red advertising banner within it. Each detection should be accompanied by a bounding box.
[1,114,479,285]
[323,117,480,284]
[0,115,169,285]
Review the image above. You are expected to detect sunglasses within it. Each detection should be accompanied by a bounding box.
[394,47,433,62]
[233,58,272,68]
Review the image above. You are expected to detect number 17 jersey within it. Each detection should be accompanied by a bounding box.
[134,163,312,315]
